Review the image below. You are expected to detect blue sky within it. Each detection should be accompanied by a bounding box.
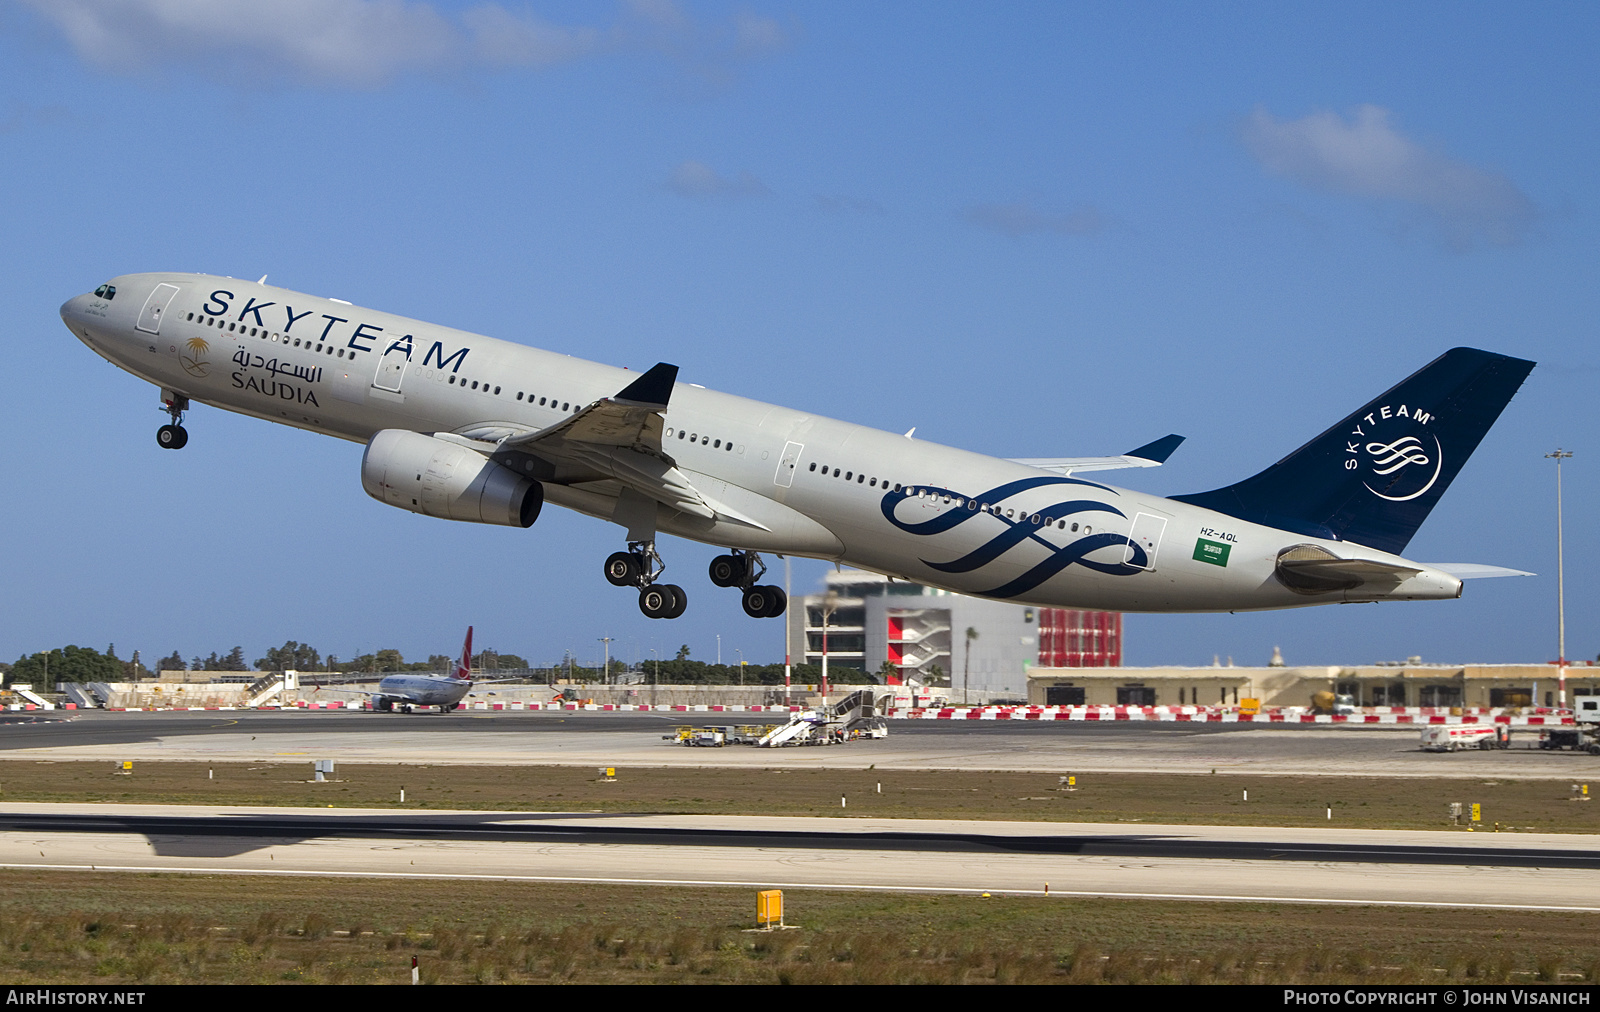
[1,1,1595,672]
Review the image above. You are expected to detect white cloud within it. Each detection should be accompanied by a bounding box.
[667,161,770,199]
[964,201,1105,238]
[1241,105,1536,250]
[18,0,785,88]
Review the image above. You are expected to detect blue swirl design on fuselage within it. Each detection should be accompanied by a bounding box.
[880,476,1146,599]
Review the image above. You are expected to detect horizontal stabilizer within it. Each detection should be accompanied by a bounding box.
[1274,543,1420,594]
[1011,433,1185,475]
[1426,563,1535,580]
[1279,556,1422,582]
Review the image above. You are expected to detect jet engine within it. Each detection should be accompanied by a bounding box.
[361,429,543,528]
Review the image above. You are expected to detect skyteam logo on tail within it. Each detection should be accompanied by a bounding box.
[1346,404,1443,503]
[880,476,1145,598]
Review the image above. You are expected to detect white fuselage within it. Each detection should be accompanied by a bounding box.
[374,673,472,708]
[60,273,1464,613]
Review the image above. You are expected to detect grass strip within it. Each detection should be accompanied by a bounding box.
[1,761,1596,833]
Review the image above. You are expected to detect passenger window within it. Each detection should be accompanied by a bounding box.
[809,462,817,471]
[833,468,840,477]
[679,431,687,440]
[845,471,853,481]
[714,439,721,449]
[494,387,501,395]
[857,474,865,483]
[1071,523,1079,532]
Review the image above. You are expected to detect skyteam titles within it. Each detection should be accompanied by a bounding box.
[202,289,470,372]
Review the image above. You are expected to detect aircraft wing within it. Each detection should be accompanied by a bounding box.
[1011,433,1184,475]
[498,362,677,457]
[478,363,744,525]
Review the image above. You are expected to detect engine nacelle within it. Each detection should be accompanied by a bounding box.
[361,429,543,528]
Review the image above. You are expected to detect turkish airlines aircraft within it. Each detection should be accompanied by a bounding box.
[370,626,477,713]
[61,274,1534,621]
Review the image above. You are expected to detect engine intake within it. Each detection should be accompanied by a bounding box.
[362,429,543,528]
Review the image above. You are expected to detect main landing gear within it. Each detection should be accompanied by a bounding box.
[709,550,787,618]
[157,393,189,450]
[605,540,688,620]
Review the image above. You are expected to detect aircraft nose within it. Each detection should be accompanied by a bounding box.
[59,294,85,325]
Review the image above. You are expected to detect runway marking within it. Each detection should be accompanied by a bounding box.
[1,862,1597,912]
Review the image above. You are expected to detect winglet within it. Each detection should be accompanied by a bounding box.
[1126,433,1184,464]
[615,362,678,407]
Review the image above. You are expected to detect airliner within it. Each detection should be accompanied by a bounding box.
[60,273,1534,621]
[370,626,477,713]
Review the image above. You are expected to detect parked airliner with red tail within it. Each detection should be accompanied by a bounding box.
[60,273,1534,622]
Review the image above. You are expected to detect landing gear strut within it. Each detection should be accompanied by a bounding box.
[157,393,189,450]
[709,550,786,618]
[604,540,687,620]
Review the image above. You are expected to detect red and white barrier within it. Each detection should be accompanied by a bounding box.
[885,704,1574,726]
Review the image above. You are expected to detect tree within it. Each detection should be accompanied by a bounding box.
[675,644,691,662]
[156,650,185,673]
[964,626,979,705]
[925,664,948,687]
[192,647,246,671]
[10,646,123,685]
[875,660,899,684]
[255,641,321,672]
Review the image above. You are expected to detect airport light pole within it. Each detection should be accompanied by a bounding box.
[783,557,792,705]
[735,648,744,686]
[598,637,613,685]
[1547,449,1573,709]
[821,589,839,702]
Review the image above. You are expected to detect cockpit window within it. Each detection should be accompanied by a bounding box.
[93,284,116,300]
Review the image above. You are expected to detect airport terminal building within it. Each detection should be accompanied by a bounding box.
[1025,662,1600,709]
[789,569,1120,701]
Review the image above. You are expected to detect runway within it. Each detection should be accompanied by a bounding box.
[3,803,1597,911]
[4,709,1597,778]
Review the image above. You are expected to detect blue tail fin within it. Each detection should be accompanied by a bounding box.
[1171,347,1534,554]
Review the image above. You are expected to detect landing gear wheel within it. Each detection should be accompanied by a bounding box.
[742,585,784,618]
[604,552,642,587]
[639,584,685,619]
[709,554,747,588]
[662,584,687,619]
[157,424,188,450]
[762,586,786,617]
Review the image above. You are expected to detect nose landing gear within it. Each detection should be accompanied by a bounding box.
[605,540,688,619]
[157,392,189,450]
[709,550,787,618]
